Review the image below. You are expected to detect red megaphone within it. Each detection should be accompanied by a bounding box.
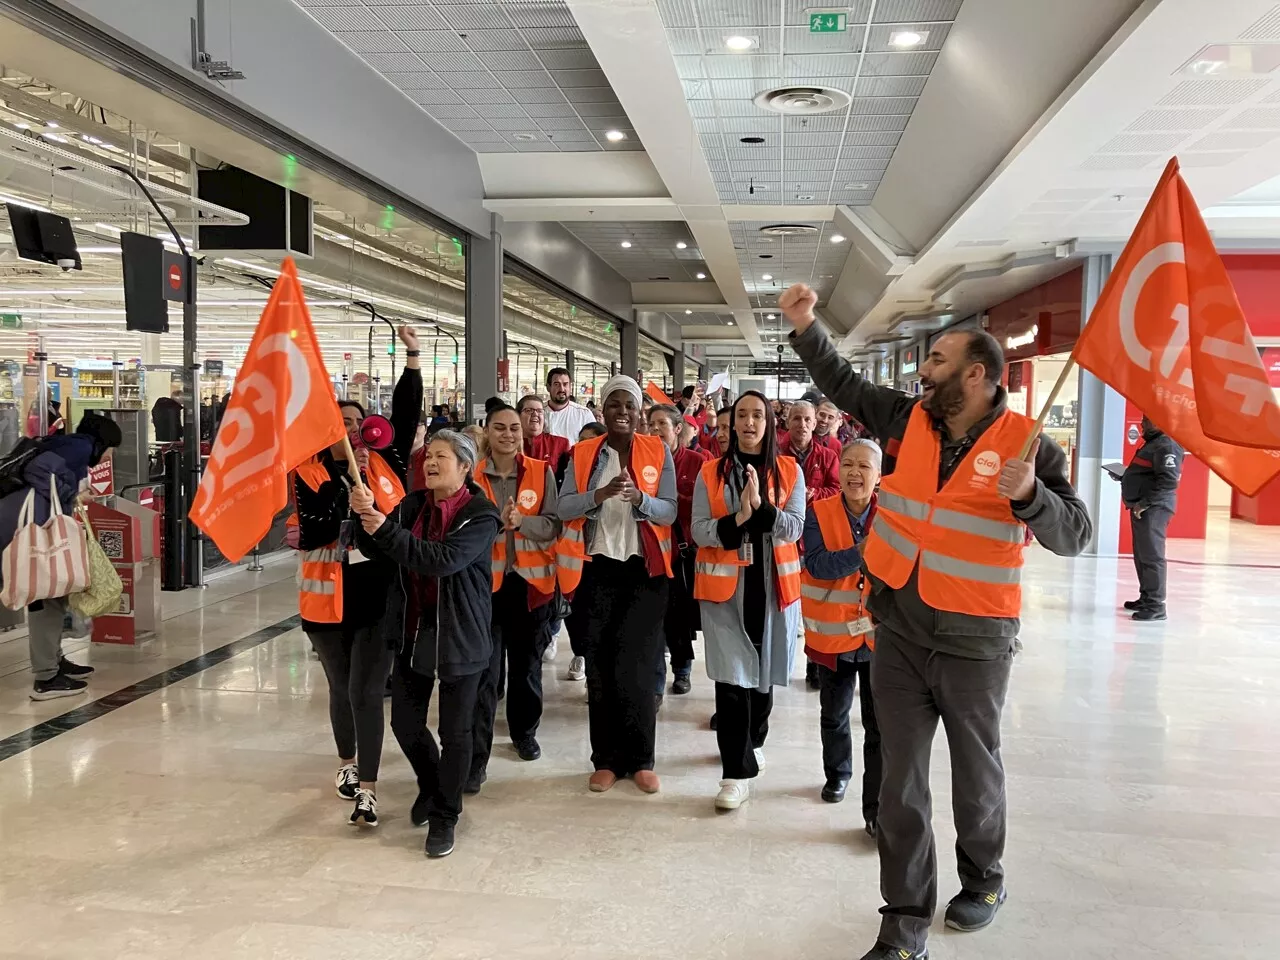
[359,414,395,450]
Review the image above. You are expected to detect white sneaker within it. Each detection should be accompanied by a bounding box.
[715,779,750,810]
[566,655,586,681]
[349,788,378,827]
[335,763,359,800]
[542,636,558,663]
[753,747,766,774]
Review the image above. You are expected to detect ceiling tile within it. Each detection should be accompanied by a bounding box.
[433,4,510,29]
[512,87,571,104]
[308,6,386,30]
[457,29,528,51]
[368,6,449,30]
[398,30,470,53]
[475,50,544,70]
[505,4,578,28]
[361,51,429,70]
[494,70,557,87]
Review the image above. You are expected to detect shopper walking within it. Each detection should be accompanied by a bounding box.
[648,403,710,697]
[801,439,883,833]
[557,375,677,794]
[692,390,805,811]
[782,282,1090,960]
[294,327,422,826]
[0,413,121,700]
[544,367,598,441]
[351,430,501,859]
[1120,416,1183,622]
[471,403,561,788]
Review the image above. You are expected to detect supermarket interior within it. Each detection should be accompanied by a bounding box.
[2,0,1280,957]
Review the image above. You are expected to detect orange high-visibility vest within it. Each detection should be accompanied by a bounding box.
[863,404,1033,619]
[474,455,556,594]
[556,433,673,593]
[694,456,802,609]
[296,451,405,624]
[800,494,874,654]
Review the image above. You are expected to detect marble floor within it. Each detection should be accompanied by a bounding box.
[1,537,1278,959]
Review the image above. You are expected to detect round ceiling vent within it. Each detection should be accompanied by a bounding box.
[759,224,820,237]
[753,86,852,115]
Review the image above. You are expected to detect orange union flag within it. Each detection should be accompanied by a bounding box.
[190,258,345,561]
[1075,157,1280,496]
[645,381,673,405]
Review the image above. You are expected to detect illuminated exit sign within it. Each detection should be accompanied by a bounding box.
[809,10,848,32]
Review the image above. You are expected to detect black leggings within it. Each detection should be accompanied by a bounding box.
[308,626,394,782]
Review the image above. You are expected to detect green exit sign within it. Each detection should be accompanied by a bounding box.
[0,313,21,329]
[809,11,848,32]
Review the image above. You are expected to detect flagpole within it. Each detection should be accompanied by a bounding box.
[340,435,371,494]
[1018,355,1077,460]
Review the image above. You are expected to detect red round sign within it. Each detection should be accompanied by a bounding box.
[168,263,182,290]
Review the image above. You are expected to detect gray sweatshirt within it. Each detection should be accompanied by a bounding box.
[477,456,561,575]
[791,322,1093,659]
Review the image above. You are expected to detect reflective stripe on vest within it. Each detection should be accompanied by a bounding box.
[799,494,873,655]
[862,404,1031,619]
[693,456,801,609]
[475,455,556,594]
[555,434,673,593]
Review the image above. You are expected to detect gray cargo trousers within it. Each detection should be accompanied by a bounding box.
[871,626,1013,952]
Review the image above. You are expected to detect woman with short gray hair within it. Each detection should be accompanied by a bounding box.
[350,428,501,859]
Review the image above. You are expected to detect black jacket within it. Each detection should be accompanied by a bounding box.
[358,482,501,679]
[791,322,1093,659]
[1121,427,1183,511]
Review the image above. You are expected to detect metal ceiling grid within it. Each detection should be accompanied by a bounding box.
[728,220,846,306]
[656,0,962,206]
[293,0,642,153]
[560,222,709,282]
[660,311,734,326]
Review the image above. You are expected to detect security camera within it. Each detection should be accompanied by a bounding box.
[57,258,76,271]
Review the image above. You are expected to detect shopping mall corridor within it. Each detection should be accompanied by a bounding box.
[1,538,1278,960]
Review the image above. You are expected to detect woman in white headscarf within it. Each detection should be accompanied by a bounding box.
[557,376,678,795]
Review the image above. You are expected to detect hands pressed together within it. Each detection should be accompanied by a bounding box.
[735,464,763,526]
[594,472,643,507]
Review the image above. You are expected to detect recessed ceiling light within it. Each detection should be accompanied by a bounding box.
[724,35,757,51]
[830,234,846,243]
[766,313,777,320]
[727,320,735,325]
[889,30,927,48]
[696,272,707,279]
[740,136,766,144]
[676,241,687,249]
[761,274,773,281]
[795,194,815,201]
[605,129,626,142]
[513,132,538,141]
[620,240,632,248]
[685,309,693,315]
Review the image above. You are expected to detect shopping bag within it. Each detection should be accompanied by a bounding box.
[68,507,123,618]
[0,475,91,610]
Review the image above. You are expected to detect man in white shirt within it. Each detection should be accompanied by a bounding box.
[543,367,598,441]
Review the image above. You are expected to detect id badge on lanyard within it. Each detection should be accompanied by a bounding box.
[849,573,872,636]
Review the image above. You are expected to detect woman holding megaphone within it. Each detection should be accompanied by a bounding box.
[293,325,422,828]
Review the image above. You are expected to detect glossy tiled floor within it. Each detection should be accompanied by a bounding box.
[1,528,1279,959]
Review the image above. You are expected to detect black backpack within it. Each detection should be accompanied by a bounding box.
[0,437,44,498]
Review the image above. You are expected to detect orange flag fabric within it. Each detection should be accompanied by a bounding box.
[190,258,346,561]
[645,382,673,405]
[1074,157,1280,496]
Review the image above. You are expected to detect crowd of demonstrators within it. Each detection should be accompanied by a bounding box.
[557,376,677,795]
[692,391,805,810]
[294,325,421,824]
[647,403,710,698]
[782,281,1090,960]
[0,413,122,700]
[800,438,883,833]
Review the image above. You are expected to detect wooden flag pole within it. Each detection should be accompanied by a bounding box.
[1017,355,1077,460]
[340,434,371,495]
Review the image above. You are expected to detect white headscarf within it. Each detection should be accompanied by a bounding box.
[601,374,643,409]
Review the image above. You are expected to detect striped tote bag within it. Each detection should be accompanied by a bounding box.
[0,475,91,610]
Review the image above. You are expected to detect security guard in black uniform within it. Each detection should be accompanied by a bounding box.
[1120,417,1183,622]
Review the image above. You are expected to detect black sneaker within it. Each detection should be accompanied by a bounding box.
[671,675,691,695]
[857,943,927,960]
[30,673,88,701]
[1123,599,1144,611]
[515,737,541,762]
[944,887,1007,931]
[335,763,360,800]
[425,820,455,858]
[1132,607,1167,622]
[708,712,718,731]
[348,788,378,827]
[411,790,431,827]
[58,656,94,677]
[463,769,487,796]
[865,818,878,838]
[821,778,848,803]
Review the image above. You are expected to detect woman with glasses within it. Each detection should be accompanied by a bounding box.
[692,390,806,811]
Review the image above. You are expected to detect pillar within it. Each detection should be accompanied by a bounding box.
[669,350,685,398]
[565,348,575,383]
[621,319,639,381]
[1074,254,1123,556]
[465,213,503,423]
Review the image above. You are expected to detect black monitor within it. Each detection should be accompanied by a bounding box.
[6,203,81,270]
[120,231,170,333]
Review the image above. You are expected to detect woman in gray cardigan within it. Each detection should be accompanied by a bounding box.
[692,390,806,812]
